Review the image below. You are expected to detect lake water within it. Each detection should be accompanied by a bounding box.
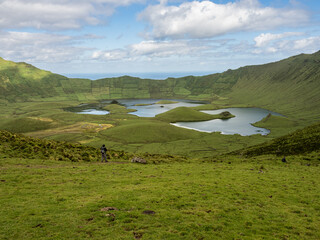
[77,109,109,115]
[172,108,282,136]
[75,99,282,136]
[113,99,206,117]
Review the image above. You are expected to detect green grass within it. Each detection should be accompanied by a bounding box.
[1,50,320,239]
[103,104,136,114]
[253,114,301,138]
[98,119,203,144]
[155,100,178,104]
[1,155,319,239]
[155,107,233,123]
[2,51,320,126]
[0,117,55,133]
[233,121,320,157]
[1,51,320,159]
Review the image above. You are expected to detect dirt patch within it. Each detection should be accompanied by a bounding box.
[26,122,113,138]
[28,117,54,122]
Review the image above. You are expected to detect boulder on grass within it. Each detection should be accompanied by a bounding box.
[131,157,147,164]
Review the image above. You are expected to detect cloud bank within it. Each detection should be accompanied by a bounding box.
[0,0,144,30]
[139,0,310,39]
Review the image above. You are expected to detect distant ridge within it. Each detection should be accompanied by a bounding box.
[0,51,319,121]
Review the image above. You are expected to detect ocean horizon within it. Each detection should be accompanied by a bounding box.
[63,71,216,80]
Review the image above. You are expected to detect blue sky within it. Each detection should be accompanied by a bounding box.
[0,0,319,78]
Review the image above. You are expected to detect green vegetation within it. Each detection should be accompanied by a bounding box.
[98,119,203,144]
[1,154,319,239]
[103,104,136,114]
[1,51,320,126]
[0,129,186,164]
[0,129,99,162]
[253,114,301,138]
[233,121,320,157]
[1,51,320,239]
[1,51,320,158]
[134,103,152,106]
[155,107,233,123]
[0,117,55,133]
[155,100,178,104]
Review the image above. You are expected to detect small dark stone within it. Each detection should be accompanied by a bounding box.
[142,210,155,215]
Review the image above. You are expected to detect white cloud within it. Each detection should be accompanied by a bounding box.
[92,49,128,61]
[252,32,320,54]
[130,40,207,57]
[0,0,144,30]
[139,0,310,39]
[91,40,208,61]
[0,31,89,62]
[293,37,320,50]
[254,32,303,47]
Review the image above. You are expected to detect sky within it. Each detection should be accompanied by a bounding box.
[0,0,319,78]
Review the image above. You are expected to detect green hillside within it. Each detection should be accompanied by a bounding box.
[98,119,203,144]
[226,51,320,122]
[1,51,319,123]
[232,121,320,157]
[0,129,186,163]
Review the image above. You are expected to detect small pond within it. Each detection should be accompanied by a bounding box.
[73,99,282,136]
[77,109,109,115]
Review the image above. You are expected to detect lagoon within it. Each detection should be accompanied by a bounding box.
[75,99,282,136]
[172,108,282,136]
[113,99,206,117]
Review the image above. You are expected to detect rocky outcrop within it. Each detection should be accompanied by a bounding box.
[131,157,147,164]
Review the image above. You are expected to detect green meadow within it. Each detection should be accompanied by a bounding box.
[1,155,320,240]
[1,51,320,239]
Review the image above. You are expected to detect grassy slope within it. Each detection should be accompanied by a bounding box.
[1,156,319,239]
[1,51,319,123]
[226,51,320,123]
[232,121,320,157]
[98,119,203,144]
[0,51,319,158]
[1,53,320,239]
[0,129,186,164]
[0,129,100,162]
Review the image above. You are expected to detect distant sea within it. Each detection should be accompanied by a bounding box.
[63,71,215,80]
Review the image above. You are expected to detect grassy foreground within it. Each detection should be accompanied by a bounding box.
[1,155,319,239]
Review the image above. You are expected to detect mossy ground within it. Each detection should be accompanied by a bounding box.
[1,154,319,239]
